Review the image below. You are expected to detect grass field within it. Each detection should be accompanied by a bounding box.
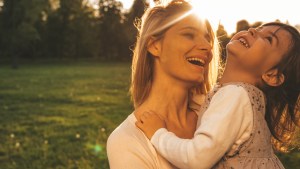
[0,62,299,169]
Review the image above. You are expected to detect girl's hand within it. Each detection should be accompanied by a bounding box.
[135,111,166,140]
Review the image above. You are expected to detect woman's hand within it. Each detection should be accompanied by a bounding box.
[135,111,166,140]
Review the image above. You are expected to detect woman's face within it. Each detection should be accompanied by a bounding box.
[227,25,292,75]
[151,14,213,87]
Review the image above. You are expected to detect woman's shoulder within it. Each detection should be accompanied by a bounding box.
[108,114,139,141]
[107,113,151,150]
[106,113,165,169]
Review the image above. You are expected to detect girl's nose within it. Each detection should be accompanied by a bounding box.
[248,27,257,37]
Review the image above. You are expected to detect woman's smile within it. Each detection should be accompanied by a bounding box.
[186,57,205,66]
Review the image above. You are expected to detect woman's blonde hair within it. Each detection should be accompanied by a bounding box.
[130,0,220,108]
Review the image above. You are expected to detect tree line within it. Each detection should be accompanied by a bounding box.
[0,0,288,67]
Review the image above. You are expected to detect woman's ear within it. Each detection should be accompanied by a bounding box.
[147,37,161,57]
[262,69,285,87]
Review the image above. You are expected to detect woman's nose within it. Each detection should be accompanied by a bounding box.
[196,38,212,52]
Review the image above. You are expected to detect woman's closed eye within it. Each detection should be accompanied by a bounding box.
[205,33,212,44]
[182,32,195,39]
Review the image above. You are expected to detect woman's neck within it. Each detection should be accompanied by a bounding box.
[135,81,197,138]
[135,79,190,125]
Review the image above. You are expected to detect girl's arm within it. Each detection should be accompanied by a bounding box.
[147,85,253,169]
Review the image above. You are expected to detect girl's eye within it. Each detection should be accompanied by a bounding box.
[266,36,273,44]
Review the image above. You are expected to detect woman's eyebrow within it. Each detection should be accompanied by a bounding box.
[179,26,209,34]
[179,26,198,31]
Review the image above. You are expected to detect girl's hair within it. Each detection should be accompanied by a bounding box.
[262,22,300,151]
[130,0,220,108]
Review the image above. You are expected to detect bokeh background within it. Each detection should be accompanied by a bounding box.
[0,0,299,168]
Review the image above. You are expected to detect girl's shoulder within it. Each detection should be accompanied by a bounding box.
[216,82,262,93]
[216,82,265,103]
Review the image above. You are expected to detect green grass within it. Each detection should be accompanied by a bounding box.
[0,62,133,169]
[0,62,299,169]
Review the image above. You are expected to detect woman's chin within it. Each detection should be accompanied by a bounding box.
[189,76,205,86]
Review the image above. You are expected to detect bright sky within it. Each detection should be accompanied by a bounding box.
[118,0,300,34]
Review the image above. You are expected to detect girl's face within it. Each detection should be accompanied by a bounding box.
[151,14,213,87]
[226,25,292,76]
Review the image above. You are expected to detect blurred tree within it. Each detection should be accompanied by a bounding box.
[251,21,263,28]
[236,19,250,32]
[153,0,160,5]
[42,9,64,59]
[124,0,148,58]
[295,24,300,31]
[0,0,49,67]
[216,23,230,63]
[98,0,128,60]
[127,0,148,23]
[46,0,96,60]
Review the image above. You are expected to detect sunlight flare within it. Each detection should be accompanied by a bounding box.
[190,0,220,33]
[87,0,99,9]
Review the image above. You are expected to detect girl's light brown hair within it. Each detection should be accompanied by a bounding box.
[130,0,220,108]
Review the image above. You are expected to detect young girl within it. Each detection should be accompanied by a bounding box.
[136,22,300,169]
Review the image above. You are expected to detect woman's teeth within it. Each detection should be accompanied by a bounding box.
[186,58,205,66]
[238,38,250,48]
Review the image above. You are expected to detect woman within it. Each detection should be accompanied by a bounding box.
[106,0,220,168]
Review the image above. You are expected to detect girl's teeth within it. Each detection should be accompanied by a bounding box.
[239,38,249,48]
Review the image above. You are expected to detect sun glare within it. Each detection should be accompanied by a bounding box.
[190,0,220,33]
[92,0,299,34]
[87,0,99,9]
[190,0,299,34]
